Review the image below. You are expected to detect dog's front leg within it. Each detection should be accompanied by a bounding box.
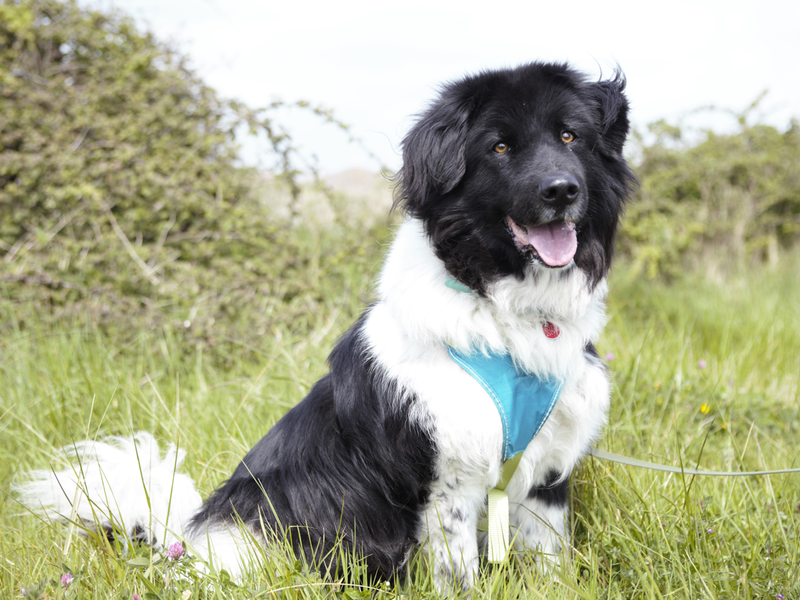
[510,469,570,571]
[420,469,486,594]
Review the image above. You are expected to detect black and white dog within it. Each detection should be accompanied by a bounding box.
[19,62,635,591]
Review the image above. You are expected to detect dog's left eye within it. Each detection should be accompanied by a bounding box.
[561,131,576,143]
[493,142,509,154]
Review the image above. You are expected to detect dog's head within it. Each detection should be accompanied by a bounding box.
[394,62,636,294]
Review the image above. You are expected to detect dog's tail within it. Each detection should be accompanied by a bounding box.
[15,432,203,551]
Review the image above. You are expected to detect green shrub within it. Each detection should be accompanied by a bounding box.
[0,0,389,358]
[621,110,800,278]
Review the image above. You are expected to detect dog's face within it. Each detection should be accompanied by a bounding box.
[396,63,636,293]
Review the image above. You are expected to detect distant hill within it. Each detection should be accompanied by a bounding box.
[256,169,395,230]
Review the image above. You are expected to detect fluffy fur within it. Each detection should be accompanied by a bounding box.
[17,62,635,592]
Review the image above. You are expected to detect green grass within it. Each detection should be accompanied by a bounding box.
[1,251,799,599]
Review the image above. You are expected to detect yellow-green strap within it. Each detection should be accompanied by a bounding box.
[478,453,524,562]
[486,489,509,562]
[496,453,522,491]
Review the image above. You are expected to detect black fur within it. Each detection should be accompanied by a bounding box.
[527,469,570,507]
[192,315,436,581]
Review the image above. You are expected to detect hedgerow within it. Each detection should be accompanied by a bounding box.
[0,0,387,359]
[621,111,800,278]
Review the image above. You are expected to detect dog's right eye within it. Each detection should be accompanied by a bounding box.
[493,142,509,154]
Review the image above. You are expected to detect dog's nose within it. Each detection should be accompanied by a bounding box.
[539,174,580,207]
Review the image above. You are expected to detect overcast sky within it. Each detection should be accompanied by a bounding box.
[104,0,800,174]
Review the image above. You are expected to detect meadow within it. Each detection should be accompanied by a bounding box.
[3,3,799,597]
[1,228,798,599]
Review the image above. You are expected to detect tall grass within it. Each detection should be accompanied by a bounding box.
[1,249,798,599]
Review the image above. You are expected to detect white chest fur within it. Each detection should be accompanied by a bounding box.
[362,219,611,490]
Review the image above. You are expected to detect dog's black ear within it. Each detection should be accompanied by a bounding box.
[587,71,630,158]
[393,95,471,215]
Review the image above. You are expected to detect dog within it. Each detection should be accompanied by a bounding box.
[18,62,635,592]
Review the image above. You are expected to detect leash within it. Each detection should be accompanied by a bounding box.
[479,449,800,560]
[589,447,800,476]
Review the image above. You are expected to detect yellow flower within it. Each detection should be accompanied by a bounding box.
[700,403,710,415]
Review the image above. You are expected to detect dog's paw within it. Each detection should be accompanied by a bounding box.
[510,496,569,572]
[529,535,565,573]
[434,556,478,597]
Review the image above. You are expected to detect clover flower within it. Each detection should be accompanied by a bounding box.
[166,541,185,560]
[61,573,74,588]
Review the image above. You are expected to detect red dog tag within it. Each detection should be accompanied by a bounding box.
[542,321,560,339]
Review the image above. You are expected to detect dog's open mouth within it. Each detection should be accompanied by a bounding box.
[506,216,577,267]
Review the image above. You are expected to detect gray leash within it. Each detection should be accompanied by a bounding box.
[590,447,800,477]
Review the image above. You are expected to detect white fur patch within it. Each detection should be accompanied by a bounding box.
[187,524,265,579]
[15,433,202,550]
[377,220,607,378]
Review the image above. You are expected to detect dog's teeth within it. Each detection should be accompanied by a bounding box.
[506,217,531,250]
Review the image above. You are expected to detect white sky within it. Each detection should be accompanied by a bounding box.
[104,0,800,174]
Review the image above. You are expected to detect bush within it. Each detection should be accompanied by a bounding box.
[0,0,389,358]
[620,109,800,278]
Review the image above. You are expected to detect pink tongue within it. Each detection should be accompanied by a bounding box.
[528,223,578,267]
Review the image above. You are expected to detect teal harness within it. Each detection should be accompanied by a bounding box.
[444,277,567,561]
[447,345,566,562]
[447,347,564,461]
